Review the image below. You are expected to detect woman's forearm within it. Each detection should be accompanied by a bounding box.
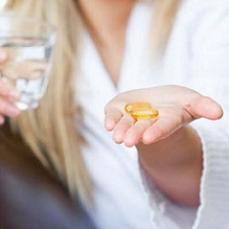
[138,126,203,207]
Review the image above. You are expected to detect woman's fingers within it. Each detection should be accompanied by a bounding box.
[106,105,185,146]
[0,49,20,101]
[104,107,123,131]
[1,48,47,80]
[0,79,20,100]
[1,60,48,80]
[0,58,21,119]
[124,119,155,147]
[112,114,135,144]
[142,119,174,145]
[142,108,185,144]
[184,95,223,120]
[0,98,21,118]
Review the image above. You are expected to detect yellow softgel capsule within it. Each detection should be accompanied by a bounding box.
[124,102,159,120]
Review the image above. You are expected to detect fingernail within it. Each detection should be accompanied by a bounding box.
[124,141,134,148]
[113,134,123,144]
[105,120,115,131]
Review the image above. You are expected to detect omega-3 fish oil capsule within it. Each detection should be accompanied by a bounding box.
[125,102,159,120]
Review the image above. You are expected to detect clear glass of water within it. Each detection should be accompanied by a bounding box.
[0,13,56,110]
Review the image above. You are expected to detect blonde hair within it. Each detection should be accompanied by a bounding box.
[5,0,181,204]
[153,0,181,52]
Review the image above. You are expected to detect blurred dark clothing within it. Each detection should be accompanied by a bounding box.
[0,121,96,229]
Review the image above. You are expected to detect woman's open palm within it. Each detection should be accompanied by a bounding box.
[104,85,223,147]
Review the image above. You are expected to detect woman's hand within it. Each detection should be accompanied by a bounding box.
[105,86,223,206]
[104,85,223,147]
[0,49,21,125]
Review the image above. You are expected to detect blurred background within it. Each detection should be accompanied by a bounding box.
[0,0,6,10]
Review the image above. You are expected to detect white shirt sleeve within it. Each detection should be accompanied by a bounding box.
[141,2,229,229]
[189,5,229,229]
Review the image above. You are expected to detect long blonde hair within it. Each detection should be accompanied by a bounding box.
[5,0,181,204]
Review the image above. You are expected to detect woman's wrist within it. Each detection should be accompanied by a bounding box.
[138,125,202,171]
[138,125,203,206]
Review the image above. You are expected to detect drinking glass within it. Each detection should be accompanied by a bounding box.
[0,13,56,110]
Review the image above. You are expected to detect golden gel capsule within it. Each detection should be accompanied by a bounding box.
[124,102,159,120]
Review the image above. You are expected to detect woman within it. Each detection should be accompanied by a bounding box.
[0,0,229,228]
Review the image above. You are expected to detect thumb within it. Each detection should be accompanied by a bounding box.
[185,95,224,120]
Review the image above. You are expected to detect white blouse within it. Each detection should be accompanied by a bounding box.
[76,0,229,228]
